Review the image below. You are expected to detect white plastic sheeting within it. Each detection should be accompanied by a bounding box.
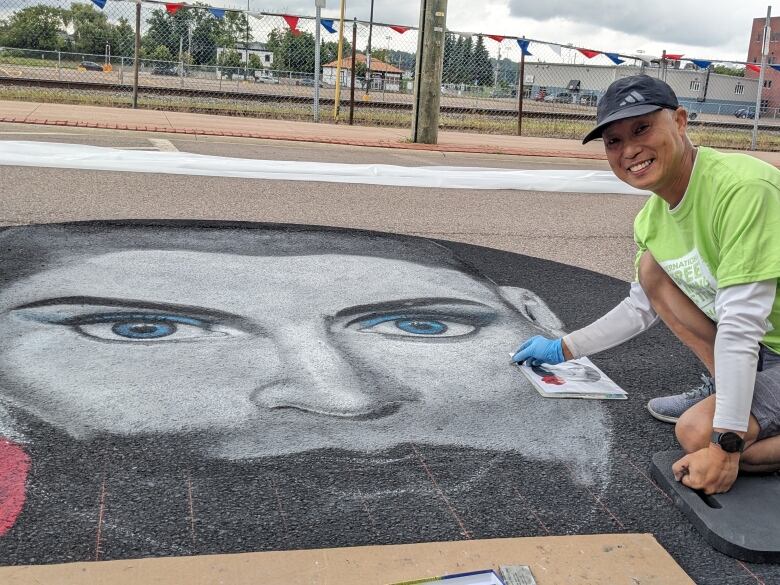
[0,141,650,195]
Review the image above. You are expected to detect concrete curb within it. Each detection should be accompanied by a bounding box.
[0,115,607,161]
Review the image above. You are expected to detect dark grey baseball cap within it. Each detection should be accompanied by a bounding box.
[582,75,680,144]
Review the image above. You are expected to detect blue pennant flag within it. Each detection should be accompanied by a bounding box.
[321,19,337,34]
[692,59,712,69]
[516,39,532,56]
[770,64,780,73]
[208,8,225,19]
[604,52,624,65]
[91,0,107,8]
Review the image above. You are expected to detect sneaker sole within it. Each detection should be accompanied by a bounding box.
[646,404,679,424]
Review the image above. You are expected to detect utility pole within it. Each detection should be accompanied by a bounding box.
[751,5,771,151]
[132,0,140,108]
[411,0,447,144]
[314,0,325,122]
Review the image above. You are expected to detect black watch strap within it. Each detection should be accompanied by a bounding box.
[711,431,745,453]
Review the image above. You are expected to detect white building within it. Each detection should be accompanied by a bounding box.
[322,54,403,91]
[520,63,759,114]
[216,42,273,67]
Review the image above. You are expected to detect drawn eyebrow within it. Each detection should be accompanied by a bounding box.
[12,296,246,324]
[334,297,498,320]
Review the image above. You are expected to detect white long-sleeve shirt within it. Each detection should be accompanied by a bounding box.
[563,279,777,432]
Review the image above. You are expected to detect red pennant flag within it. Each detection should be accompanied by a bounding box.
[487,35,505,43]
[165,3,184,14]
[283,14,300,34]
[746,63,761,73]
[665,53,684,60]
[577,48,600,59]
[389,25,410,34]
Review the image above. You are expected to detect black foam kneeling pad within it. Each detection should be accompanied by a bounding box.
[651,450,780,563]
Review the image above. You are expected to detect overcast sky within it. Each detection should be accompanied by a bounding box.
[230,0,775,64]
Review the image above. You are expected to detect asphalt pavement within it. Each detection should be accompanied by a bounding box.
[0,123,778,584]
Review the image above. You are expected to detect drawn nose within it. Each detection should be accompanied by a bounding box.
[252,323,405,418]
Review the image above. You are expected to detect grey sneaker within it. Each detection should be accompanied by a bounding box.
[646,374,715,424]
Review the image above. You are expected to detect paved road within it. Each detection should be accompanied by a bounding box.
[0,123,640,281]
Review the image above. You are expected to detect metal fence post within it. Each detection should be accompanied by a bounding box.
[517,41,525,136]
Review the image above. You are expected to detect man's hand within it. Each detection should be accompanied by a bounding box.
[672,444,740,495]
[511,336,567,366]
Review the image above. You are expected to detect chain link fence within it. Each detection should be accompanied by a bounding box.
[1,0,779,150]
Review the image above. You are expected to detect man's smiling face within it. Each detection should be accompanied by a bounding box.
[602,108,689,196]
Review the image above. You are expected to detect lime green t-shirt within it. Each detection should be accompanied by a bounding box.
[633,146,780,353]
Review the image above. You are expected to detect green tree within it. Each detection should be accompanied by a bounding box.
[320,38,352,67]
[713,65,745,77]
[67,3,116,57]
[217,49,241,68]
[248,53,263,70]
[472,35,493,86]
[265,28,315,73]
[1,5,68,51]
[111,17,135,57]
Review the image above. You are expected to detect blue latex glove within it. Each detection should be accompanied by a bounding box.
[511,336,564,366]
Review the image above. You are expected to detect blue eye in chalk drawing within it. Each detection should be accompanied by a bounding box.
[355,314,476,338]
[66,313,226,343]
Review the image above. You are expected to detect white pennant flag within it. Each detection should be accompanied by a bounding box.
[548,43,562,58]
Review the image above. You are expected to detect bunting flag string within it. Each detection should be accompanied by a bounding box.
[165,3,184,15]
[517,39,532,56]
[282,15,301,36]
[72,1,774,75]
[577,48,600,59]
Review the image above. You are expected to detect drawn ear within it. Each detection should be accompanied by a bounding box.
[499,286,566,337]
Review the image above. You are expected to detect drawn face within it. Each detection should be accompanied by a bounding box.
[0,246,609,477]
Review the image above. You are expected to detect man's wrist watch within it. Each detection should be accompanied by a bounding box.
[711,431,745,453]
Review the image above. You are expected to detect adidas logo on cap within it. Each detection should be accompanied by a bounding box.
[619,91,646,107]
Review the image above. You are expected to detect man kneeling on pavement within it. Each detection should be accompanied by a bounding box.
[513,75,780,495]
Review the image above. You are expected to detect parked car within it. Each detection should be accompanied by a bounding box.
[298,78,322,87]
[544,92,573,103]
[734,108,755,119]
[79,60,103,72]
[152,65,180,76]
[255,71,279,84]
[580,93,598,106]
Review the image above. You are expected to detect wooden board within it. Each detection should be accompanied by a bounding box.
[0,533,694,585]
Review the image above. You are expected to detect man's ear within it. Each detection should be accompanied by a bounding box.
[499,286,566,337]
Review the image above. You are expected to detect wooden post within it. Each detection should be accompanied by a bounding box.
[411,0,447,144]
[349,19,357,125]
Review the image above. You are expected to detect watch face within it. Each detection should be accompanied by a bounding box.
[718,432,744,453]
